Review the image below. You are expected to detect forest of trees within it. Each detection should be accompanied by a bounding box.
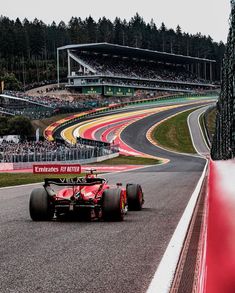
[0,116,33,137]
[0,14,226,89]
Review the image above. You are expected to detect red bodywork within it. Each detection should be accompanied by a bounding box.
[56,182,126,205]
[44,171,127,219]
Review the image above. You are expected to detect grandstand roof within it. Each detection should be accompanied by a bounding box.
[58,42,216,65]
[0,94,52,108]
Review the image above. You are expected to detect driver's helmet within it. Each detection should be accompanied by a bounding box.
[85,169,97,178]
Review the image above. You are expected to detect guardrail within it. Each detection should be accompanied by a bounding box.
[77,137,110,147]
[0,152,119,171]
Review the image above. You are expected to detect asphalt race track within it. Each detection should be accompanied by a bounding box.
[188,105,212,156]
[0,102,209,293]
[121,103,206,172]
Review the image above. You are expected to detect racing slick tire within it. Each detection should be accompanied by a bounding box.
[103,189,125,221]
[29,188,54,221]
[126,184,144,211]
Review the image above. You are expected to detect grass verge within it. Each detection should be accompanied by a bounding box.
[0,173,85,188]
[152,109,196,154]
[0,155,160,188]
[90,155,160,165]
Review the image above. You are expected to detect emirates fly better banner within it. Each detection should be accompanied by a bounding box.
[33,164,81,174]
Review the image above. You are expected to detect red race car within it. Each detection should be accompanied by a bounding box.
[29,170,144,221]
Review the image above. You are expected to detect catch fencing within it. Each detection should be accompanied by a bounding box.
[1,145,119,163]
[211,2,235,160]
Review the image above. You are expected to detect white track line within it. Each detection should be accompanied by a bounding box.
[146,159,208,293]
[187,107,210,157]
[187,111,202,156]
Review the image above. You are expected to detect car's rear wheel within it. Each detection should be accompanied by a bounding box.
[102,189,125,221]
[126,184,144,211]
[29,188,54,221]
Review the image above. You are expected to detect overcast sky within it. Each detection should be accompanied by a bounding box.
[1,0,231,43]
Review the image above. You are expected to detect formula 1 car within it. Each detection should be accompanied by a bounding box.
[29,170,144,221]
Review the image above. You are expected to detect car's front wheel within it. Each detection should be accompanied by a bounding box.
[29,188,54,221]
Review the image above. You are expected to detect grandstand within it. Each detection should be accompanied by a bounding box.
[0,93,55,118]
[57,43,217,95]
[0,91,106,119]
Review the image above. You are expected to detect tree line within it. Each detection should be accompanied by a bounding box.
[0,13,225,89]
[0,116,34,137]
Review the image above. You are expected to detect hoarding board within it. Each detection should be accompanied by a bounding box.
[33,164,81,174]
[104,86,114,96]
[104,86,134,96]
[82,86,102,95]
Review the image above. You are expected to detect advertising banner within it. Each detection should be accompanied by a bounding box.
[114,87,125,96]
[125,87,134,96]
[82,86,102,94]
[33,164,81,174]
[104,86,114,96]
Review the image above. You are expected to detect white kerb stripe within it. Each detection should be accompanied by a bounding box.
[146,160,208,293]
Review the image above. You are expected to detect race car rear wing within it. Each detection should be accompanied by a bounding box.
[44,177,106,187]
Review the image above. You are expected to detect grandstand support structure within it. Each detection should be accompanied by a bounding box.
[211,1,235,159]
[56,43,217,96]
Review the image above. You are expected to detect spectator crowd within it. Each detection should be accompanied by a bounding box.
[0,91,109,119]
[0,140,116,163]
[0,89,175,119]
[76,52,210,84]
